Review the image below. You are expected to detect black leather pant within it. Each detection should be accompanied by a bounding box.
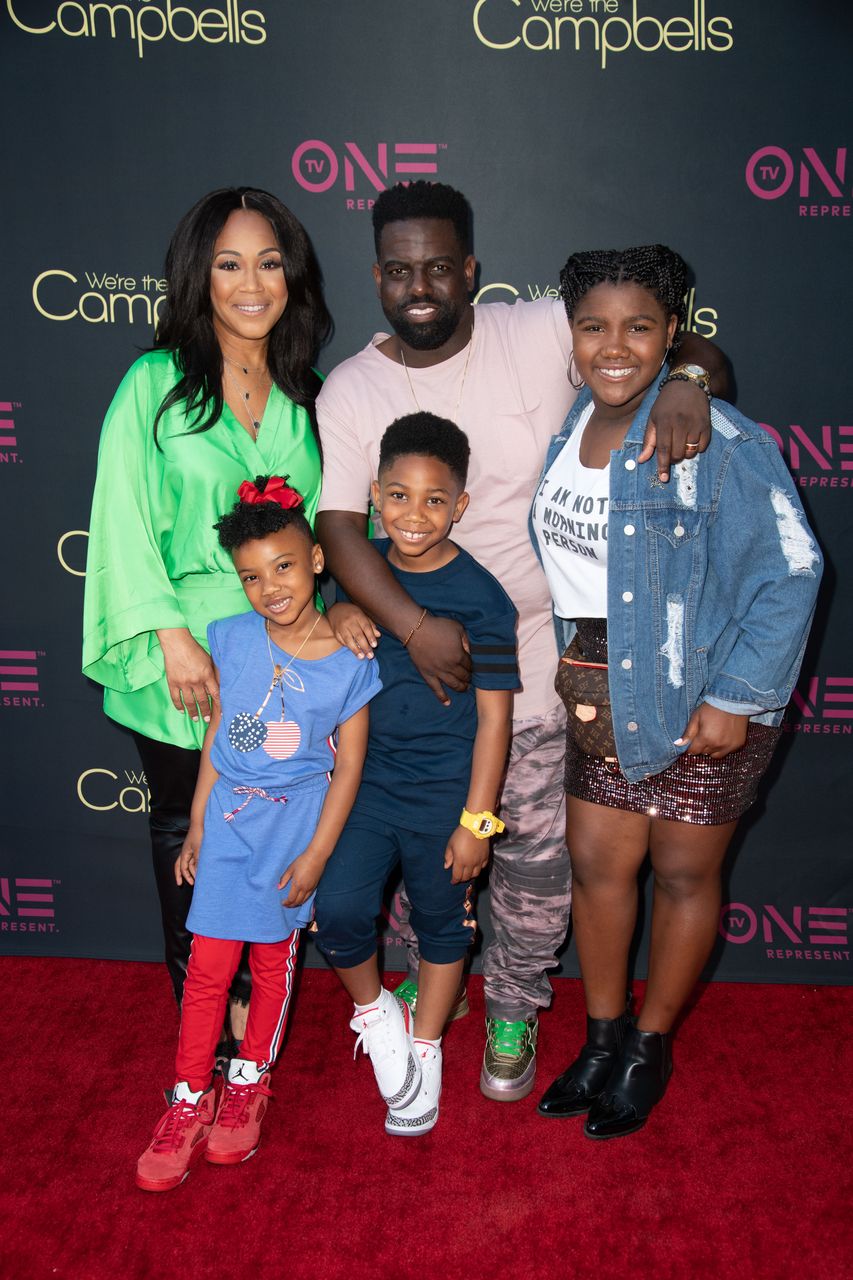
[132,732,252,1009]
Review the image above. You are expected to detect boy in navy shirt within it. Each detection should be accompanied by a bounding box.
[315,412,518,1135]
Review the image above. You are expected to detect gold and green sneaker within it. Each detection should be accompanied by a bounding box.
[392,978,420,1016]
[392,978,470,1025]
[480,1016,538,1101]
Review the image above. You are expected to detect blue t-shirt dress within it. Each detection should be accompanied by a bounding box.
[186,611,382,943]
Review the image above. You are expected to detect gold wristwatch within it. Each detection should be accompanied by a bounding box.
[661,362,712,399]
[460,808,506,839]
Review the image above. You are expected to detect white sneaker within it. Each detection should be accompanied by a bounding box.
[350,987,421,1110]
[385,1042,442,1136]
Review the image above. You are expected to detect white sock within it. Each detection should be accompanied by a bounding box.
[353,990,384,1016]
[172,1081,204,1104]
[227,1057,266,1085]
[414,1036,442,1054]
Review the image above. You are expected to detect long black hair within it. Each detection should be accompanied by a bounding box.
[152,187,332,451]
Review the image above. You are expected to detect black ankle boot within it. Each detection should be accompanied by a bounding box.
[583,1024,672,1139]
[537,1011,632,1117]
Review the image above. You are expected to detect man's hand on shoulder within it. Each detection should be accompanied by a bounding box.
[638,332,732,481]
[407,615,472,705]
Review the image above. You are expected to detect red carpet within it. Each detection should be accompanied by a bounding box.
[5,957,851,1280]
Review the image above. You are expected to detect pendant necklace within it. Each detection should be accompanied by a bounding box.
[227,612,322,759]
[224,355,271,440]
[398,313,475,418]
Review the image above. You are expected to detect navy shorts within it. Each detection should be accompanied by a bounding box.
[313,806,474,967]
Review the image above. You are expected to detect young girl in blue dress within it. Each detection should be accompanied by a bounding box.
[136,477,381,1192]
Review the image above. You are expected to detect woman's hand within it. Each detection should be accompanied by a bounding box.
[407,615,472,705]
[678,703,750,759]
[444,827,490,885]
[279,847,326,907]
[175,824,203,886]
[326,602,380,659]
[157,627,219,722]
[639,380,711,482]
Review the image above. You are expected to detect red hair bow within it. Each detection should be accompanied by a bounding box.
[237,477,304,509]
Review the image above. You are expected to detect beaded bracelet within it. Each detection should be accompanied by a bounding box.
[659,371,712,401]
[402,607,428,647]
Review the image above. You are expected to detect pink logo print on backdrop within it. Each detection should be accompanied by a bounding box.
[0,404,16,447]
[0,651,39,693]
[292,141,440,194]
[719,904,849,948]
[0,878,55,919]
[791,677,853,722]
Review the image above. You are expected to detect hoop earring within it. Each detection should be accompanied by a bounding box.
[658,344,672,374]
[568,353,585,390]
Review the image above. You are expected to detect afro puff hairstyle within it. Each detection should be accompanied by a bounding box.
[214,476,315,552]
[378,412,470,488]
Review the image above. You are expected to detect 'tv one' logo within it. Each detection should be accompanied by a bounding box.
[719,904,848,950]
[292,141,443,196]
[745,146,850,217]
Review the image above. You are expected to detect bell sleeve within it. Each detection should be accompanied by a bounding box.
[82,359,188,694]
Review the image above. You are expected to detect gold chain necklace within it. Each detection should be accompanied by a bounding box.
[264,612,323,708]
[398,314,475,418]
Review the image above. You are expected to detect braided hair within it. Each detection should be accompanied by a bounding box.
[372,181,473,257]
[560,245,688,338]
[214,476,314,551]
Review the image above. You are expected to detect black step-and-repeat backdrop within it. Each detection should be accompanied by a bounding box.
[1,1,851,985]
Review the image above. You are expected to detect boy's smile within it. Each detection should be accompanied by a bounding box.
[371,453,469,573]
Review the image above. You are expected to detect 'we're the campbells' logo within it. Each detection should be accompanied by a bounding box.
[0,877,59,935]
[0,401,21,464]
[745,146,850,220]
[719,903,849,963]
[57,530,88,577]
[783,677,853,738]
[77,767,150,814]
[33,269,166,328]
[762,421,853,491]
[475,281,719,339]
[0,650,44,708]
[291,141,446,211]
[472,0,733,68]
[5,0,267,59]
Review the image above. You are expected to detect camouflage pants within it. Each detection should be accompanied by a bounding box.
[399,705,571,1020]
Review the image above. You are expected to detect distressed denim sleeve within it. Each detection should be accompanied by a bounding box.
[705,429,822,711]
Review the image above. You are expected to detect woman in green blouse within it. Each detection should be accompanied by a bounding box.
[83,187,330,1032]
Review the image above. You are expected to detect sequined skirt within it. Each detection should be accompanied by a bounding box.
[563,619,781,825]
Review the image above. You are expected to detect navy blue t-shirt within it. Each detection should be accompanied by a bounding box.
[340,540,518,833]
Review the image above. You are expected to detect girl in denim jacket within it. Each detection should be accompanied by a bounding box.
[530,246,821,1138]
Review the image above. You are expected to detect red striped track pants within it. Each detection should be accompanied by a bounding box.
[176,931,299,1092]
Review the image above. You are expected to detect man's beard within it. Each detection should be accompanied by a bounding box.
[384,296,465,351]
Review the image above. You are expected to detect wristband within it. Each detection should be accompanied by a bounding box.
[460,808,506,839]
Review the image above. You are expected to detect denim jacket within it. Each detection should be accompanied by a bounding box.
[529,384,822,783]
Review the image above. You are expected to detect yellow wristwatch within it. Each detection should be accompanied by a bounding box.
[460,808,506,839]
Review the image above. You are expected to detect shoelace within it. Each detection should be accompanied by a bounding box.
[351,1006,383,1059]
[216,1079,273,1130]
[151,1099,206,1153]
[489,1019,528,1059]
